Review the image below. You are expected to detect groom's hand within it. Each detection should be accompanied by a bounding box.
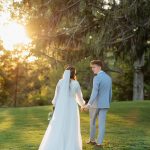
[85,104,90,110]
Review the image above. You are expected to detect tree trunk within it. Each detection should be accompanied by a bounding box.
[14,64,19,107]
[133,54,144,100]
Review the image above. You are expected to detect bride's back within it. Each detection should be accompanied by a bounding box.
[69,80,80,96]
[56,78,84,108]
[59,79,79,97]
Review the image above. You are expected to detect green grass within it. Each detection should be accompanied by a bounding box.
[0,101,150,150]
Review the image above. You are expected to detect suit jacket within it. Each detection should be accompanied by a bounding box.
[88,71,112,108]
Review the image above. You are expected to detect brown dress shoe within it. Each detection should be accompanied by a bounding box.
[95,144,103,148]
[86,140,96,145]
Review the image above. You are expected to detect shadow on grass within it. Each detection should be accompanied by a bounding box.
[0,106,51,149]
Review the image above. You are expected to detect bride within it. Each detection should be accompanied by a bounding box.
[39,66,85,150]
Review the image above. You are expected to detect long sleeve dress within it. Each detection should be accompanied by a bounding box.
[39,79,85,150]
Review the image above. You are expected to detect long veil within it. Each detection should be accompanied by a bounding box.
[39,70,72,149]
[55,69,70,108]
[39,69,83,150]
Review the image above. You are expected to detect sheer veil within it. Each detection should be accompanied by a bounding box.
[41,70,72,148]
[55,69,71,107]
[39,69,83,150]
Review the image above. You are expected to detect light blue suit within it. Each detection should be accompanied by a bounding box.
[88,71,112,144]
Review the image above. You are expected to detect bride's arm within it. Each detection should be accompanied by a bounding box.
[76,82,86,107]
[52,80,61,106]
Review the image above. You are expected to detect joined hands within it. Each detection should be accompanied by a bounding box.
[81,104,90,112]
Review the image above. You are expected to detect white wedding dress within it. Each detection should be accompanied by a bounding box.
[39,70,85,150]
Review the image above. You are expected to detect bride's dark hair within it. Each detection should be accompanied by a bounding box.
[66,66,76,80]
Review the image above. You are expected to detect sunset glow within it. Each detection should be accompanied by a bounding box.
[0,21,31,50]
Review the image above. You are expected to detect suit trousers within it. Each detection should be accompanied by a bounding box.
[89,108,108,144]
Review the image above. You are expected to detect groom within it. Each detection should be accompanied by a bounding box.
[83,60,112,147]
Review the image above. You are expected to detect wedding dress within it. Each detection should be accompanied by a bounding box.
[39,70,85,150]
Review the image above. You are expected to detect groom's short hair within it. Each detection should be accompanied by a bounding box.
[90,60,103,67]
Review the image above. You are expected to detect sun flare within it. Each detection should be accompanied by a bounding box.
[0,21,31,50]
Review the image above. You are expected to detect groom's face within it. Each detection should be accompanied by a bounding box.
[91,64,101,74]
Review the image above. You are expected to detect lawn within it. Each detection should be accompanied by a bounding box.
[0,101,150,150]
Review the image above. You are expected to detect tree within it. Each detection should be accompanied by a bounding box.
[1,0,149,104]
[92,0,150,100]
[68,0,150,100]
[23,0,150,100]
